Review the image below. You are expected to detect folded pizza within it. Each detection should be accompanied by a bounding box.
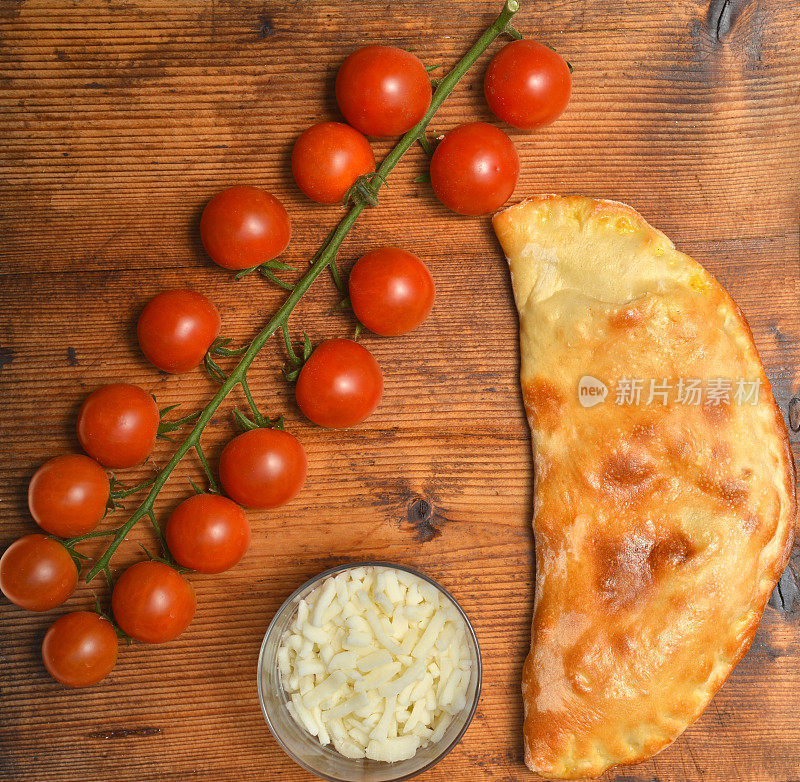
[492,195,796,779]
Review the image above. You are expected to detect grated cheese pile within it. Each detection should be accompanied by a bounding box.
[278,565,473,762]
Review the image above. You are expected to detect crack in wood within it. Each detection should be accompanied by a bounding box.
[711,0,732,41]
[87,726,162,740]
[707,0,751,42]
[769,564,799,615]
[788,397,800,432]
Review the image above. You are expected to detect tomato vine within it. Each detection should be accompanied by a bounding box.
[77,0,522,584]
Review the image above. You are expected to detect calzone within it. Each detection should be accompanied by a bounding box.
[492,195,796,779]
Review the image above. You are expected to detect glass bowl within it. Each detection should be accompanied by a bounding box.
[257,561,482,781]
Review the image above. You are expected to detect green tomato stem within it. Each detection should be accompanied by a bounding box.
[84,0,520,583]
[195,442,221,495]
[111,476,157,500]
[240,375,265,425]
[62,527,122,548]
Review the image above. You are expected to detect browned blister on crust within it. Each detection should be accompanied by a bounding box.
[492,196,796,780]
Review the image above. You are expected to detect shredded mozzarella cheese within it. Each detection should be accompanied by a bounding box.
[278,566,472,762]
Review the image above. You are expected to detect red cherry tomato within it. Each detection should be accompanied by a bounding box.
[335,45,432,137]
[42,611,118,688]
[165,494,251,573]
[111,561,195,644]
[429,122,519,216]
[295,339,383,428]
[292,122,375,204]
[76,383,159,469]
[219,428,307,509]
[484,40,571,130]
[349,247,435,336]
[200,185,291,270]
[0,535,78,612]
[137,289,221,374]
[28,454,109,538]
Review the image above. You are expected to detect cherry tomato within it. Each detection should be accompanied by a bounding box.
[0,535,78,612]
[430,122,519,215]
[429,122,519,216]
[295,339,383,428]
[292,122,375,204]
[200,185,291,270]
[28,454,109,538]
[349,247,435,336]
[111,561,195,644]
[219,428,307,509]
[137,289,221,374]
[42,611,118,688]
[484,40,571,130]
[335,45,431,137]
[76,383,159,469]
[165,494,251,573]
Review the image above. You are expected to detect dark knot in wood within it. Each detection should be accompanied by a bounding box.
[258,16,276,38]
[0,346,15,372]
[407,497,442,543]
[409,498,432,523]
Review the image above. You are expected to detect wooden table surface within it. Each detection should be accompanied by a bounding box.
[1,1,799,780]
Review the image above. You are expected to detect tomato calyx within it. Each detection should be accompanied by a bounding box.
[232,258,297,289]
[137,540,186,575]
[233,409,282,432]
[281,325,313,382]
[57,535,116,586]
[89,589,133,644]
[156,403,202,442]
[141,516,175,569]
[414,132,444,182]
[425,65,443,92]
[57,531,116,587]
[61,544,90,572]
[232,372,286,433]
[203,336,248,383]
[542,42,573,73]
[416,133,435,157]
[187,475,206,496]
[330,298,365,343]
[104,474,158,515]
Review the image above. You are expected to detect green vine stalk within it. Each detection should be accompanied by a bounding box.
[81,0,521,583]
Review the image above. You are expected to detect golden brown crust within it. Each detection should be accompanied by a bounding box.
[493,196,797,780]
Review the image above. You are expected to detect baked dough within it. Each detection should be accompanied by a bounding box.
[492,195,796,779]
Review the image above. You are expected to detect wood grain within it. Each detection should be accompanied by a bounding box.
[1,1,798,780]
